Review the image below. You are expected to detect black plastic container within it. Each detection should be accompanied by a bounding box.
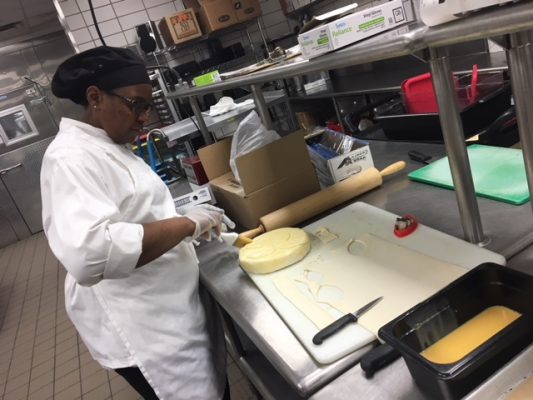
[374,73,512,141]
[379,263,533,400]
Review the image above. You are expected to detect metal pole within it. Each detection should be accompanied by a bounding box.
[250,84,273,130]
[429,47,486,245]
[506,30,533,214]
[189,96,213,144]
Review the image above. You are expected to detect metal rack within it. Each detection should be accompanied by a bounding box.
[166,0,533,247]
[149,71,180,125]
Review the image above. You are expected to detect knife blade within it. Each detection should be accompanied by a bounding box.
[312,296,383,345]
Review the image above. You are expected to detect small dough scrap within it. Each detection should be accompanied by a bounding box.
[314,227,338,244]
[239,228,311,274]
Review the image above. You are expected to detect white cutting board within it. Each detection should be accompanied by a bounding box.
[246,202,506,365]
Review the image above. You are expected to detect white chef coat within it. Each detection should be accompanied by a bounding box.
[41,118,226,400]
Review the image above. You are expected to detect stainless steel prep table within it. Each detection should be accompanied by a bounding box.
[168,0,533,248]
[195,139,533,399]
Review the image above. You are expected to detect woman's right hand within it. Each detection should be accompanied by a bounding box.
[184,204,229,241]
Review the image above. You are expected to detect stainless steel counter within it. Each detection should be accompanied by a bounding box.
[196,140,533,399]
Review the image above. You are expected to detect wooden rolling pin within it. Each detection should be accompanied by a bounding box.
[241,161,406,239]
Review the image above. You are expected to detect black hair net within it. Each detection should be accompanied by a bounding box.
[52,46,151,105]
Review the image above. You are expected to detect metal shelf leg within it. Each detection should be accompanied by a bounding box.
[251,84,274,130]
[429,47,487,245]
[189,95,213,145]
[506,31,533,215]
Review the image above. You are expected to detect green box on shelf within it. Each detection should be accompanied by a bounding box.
[193,71,221,87]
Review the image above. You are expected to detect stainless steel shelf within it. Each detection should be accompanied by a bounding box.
[167,0,533,100]
[167,23,425,98]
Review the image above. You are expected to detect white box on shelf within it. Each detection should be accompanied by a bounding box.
[298,0,409,59]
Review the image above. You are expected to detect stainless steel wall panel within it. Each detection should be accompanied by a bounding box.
[0,178,28,247]
[32,34,73,82]
[0,137,53,234]
[0,30,78,154]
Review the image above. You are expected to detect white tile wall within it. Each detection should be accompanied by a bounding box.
[118,9,149,29]
[143,0,173,7]
[88,18,122,38]
[113,0,146,17]
[82,5,117,25]
[78,41,97,51]
[66,13,87,30]
[124,27,139,44]
[76,0,111,12]
[104,31,129,46]
[57,0,81,16]
[146,2,178,20]
[71,27,93,44]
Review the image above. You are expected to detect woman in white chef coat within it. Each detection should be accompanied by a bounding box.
[41,46,230,400]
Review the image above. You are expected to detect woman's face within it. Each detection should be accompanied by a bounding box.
[86,83,153,144]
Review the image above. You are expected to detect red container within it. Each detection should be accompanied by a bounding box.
[182,156,208,185]
[402,70,469,114]
[402,73,439,114]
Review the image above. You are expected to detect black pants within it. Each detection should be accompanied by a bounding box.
[115,367,231,400]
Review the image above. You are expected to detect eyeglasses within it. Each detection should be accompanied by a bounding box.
[106,92,153,117]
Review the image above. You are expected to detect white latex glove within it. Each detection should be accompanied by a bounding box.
[184,204,234,241]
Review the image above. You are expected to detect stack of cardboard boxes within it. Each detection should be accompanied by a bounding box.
[159,0,261,46]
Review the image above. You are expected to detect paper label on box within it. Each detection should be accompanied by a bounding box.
[328,145,374,182]
[170,11,200,39]
[298,28,333,58]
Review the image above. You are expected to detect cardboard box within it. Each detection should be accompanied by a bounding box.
[298,0,409,59]
[198,132,320,229]
[184,0,238,33]
[307,129,374,186]
[232,0,262,22]
[158,9,202,47]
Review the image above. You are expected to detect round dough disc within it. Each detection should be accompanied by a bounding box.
[239,228,311,274]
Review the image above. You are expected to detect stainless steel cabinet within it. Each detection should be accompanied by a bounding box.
[0,137,53,248]
[0,182,23,246]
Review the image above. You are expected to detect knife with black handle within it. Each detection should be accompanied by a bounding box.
[312,296,383,345]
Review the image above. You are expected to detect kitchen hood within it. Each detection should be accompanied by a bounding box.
[0,0,62,48]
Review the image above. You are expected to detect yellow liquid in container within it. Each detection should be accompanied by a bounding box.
[420,305,521,364]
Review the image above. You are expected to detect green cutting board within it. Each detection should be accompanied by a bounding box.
[408,145,529,205]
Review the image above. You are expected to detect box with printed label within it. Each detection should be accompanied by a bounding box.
[197,131,320,229]
[307,129,374,186]
[158,9,202,46]
[232,0,262,22]
[298,0,409,59]
[184,0,238,33]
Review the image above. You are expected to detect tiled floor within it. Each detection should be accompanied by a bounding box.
[0,232,259,400]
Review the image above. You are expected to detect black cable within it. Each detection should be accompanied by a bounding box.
[88,0,106,46]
